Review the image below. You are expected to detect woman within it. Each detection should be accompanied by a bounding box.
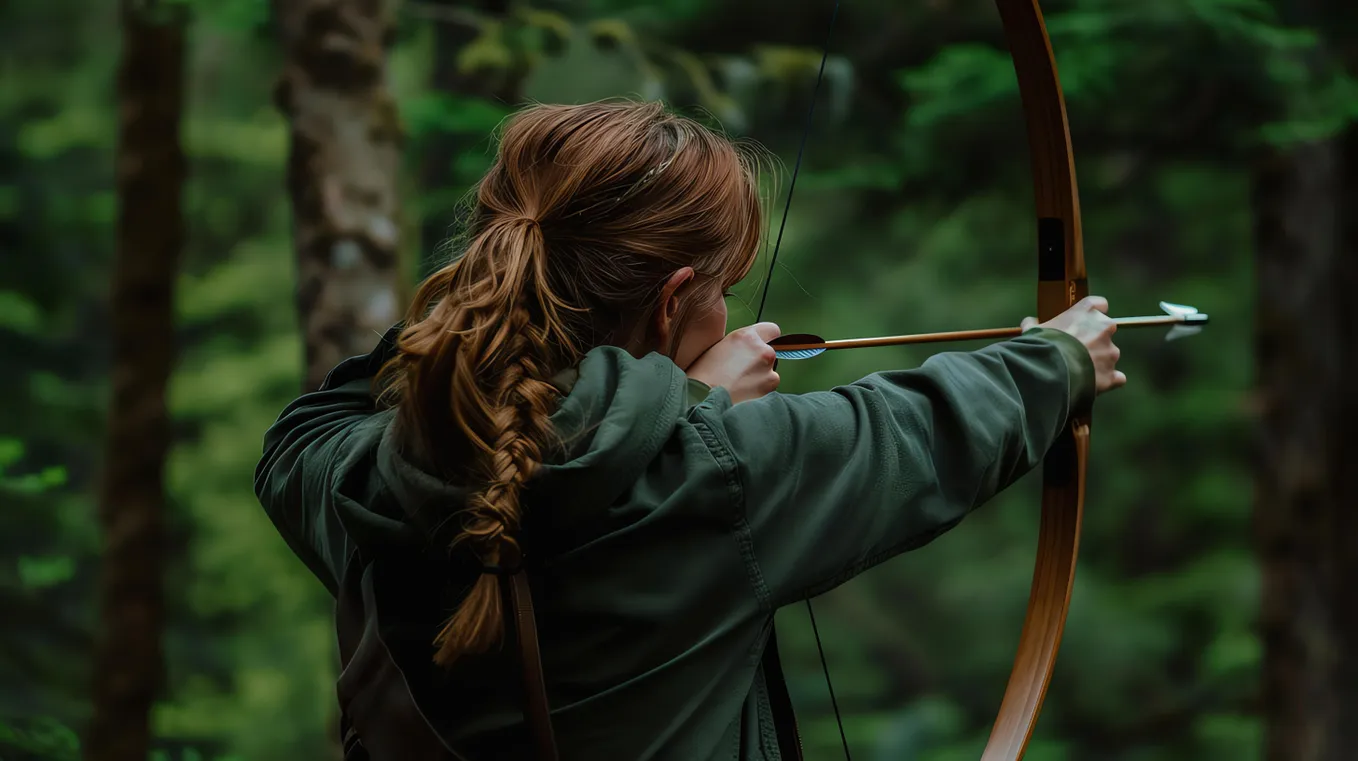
[255,100,1123,761]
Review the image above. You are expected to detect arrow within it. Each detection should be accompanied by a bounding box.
[772,301,1209,360]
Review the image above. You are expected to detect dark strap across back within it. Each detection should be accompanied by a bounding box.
[505,570,558,760]
[335,555,801,760]
[760,629,805,761]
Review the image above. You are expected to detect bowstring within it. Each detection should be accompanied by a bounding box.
[755,0,842,325]
[752,2,852,759]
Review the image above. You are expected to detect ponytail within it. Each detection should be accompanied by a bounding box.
[385,214,574,666]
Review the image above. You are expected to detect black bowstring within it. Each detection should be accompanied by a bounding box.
[807,597,851,760]
[752,2,853,759]
[755,1,842,326]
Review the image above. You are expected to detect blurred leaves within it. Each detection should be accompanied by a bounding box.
[5,0,1355,758]
[0,717,80,761]
[404,93,511,139]
[18,555,78,590]
[0,439,68,496]
[0,291,44,335]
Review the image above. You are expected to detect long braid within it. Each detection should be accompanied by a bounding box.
[385,213,576,666]
[433,309,560,664]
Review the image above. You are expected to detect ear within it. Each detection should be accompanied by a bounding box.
[652,267,696,353]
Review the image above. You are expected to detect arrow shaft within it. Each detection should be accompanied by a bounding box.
[775,315,1187,353]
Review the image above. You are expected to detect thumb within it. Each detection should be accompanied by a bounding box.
[1020,316,1039,332]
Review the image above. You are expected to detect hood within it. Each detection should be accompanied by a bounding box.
[373,346,709,553]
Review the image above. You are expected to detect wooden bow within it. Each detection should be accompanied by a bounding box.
[758,1,1089,758]
[980,0,1088,757]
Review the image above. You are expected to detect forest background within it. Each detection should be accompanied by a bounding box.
[4,0,1357,760]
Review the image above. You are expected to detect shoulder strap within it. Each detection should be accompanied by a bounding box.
[503,570,559,760]
[761,624,805,760]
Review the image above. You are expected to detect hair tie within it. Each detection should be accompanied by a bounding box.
[478,563,520,577]
[478,534,524,576]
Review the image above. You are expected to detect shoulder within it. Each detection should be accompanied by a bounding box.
[534,346,748,526]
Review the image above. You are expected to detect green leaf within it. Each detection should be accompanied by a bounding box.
[898,44,1016,130]
[17,554,77,589]
[0,437,68,493]
[4,467,68,495]
[403,93,512,139]
[0,438,23,470]
[0,290,42,334]
[0,716,80,760]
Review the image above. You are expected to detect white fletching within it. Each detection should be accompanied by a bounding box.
[1159,301,1199,318]
[1165,325,1202,342]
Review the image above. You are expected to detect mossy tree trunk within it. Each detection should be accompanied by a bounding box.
[273,0,404,391]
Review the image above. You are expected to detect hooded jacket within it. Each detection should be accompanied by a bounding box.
[255,325,1094,760]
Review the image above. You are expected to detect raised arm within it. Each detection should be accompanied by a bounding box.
[254,327,398,594]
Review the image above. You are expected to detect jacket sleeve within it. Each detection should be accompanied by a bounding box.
[707,328,1095,607]
[253,327,400,595]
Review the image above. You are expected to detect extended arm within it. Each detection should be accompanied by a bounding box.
[699,328,1094,606]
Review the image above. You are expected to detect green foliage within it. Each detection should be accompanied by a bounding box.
[0,439,67,494]
[0,717,80,761]
[578,0,715,22]
[7,0,1355,758]
[190,0,269,30]
[0,292,42,335]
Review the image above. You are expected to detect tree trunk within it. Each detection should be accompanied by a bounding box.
[418,0,523,267]
[85,3,186,760]
[1253,121,1358,761]
[272,0,404,391]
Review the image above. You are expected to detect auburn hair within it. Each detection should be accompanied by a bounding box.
[379,100,767,666]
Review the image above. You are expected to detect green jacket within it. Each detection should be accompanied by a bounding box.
[255,326,1094,760]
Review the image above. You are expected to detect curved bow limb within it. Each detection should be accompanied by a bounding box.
[751,0,1091,757]
[982,0,1087,758]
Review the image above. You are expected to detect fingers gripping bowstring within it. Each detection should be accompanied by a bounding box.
[751,2,852,759]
